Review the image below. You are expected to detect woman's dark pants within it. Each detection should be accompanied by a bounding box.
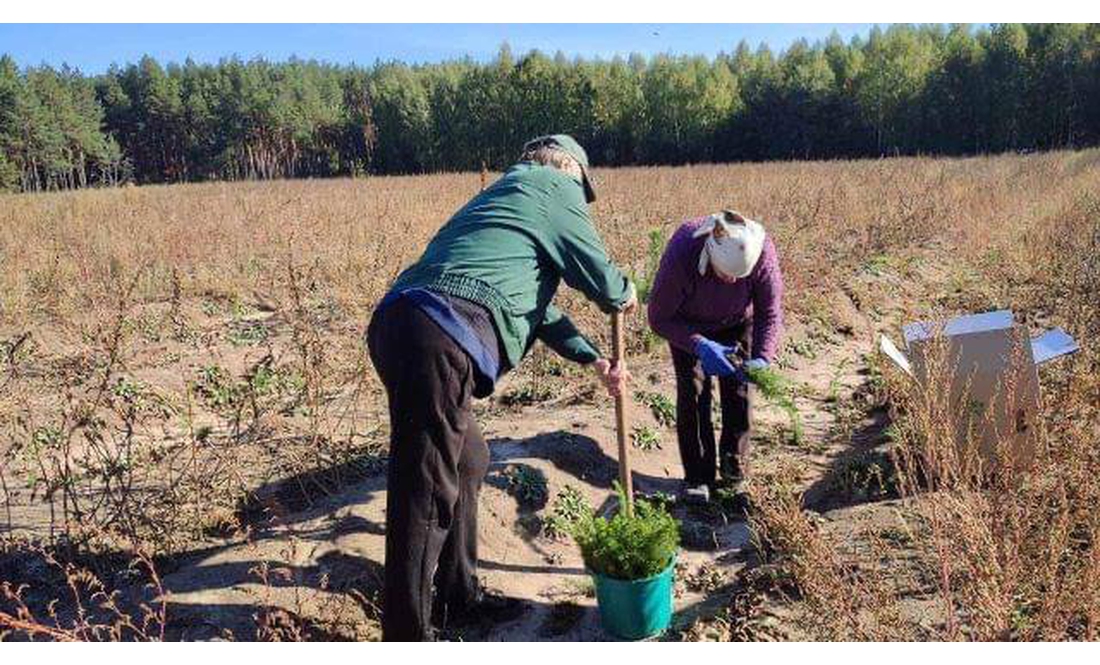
[367,298,490,641]
[671,321,753,488]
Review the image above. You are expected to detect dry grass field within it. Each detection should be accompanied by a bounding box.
[1,150,1098,640]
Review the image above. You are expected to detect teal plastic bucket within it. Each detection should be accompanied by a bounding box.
[591,555,676,640]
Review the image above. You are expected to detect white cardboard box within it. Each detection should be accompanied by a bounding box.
[879,310,1079,472]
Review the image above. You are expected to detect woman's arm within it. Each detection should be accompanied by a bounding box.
[646,229,701,353]
[750,237,785,362]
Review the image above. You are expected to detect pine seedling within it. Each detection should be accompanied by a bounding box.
[746,365,804,445]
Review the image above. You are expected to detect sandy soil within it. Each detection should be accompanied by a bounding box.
[149,289,887,641]
[2,259,933,641]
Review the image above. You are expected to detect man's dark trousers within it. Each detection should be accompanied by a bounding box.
[367,297,490,641]
[671,320,753,487]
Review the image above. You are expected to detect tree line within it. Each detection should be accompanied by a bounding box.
[1,23,1098,193]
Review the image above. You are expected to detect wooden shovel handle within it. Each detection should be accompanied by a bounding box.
[612,310,633,517]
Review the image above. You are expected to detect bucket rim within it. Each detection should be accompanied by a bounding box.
[587,551,678,585]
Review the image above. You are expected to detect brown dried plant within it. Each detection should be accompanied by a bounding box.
[0,150,1098,640]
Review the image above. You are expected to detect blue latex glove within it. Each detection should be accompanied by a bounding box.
[694,337,738,377]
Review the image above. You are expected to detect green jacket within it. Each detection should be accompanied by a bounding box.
[388,161,632,371]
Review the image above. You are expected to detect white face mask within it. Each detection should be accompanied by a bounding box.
[693,210,766,280]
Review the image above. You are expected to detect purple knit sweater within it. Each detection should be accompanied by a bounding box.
[646,217,785,362]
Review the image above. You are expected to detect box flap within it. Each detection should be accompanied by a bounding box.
[879,334,913,377]
[1031,328,1080,364]
[903,310,1014,345]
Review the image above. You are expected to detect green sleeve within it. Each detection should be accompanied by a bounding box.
[535,303,601,364]
[546,183,633,314]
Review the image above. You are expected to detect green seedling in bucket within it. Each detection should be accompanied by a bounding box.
[571,483,680,639]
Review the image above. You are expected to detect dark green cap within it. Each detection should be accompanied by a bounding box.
[522,134,597,203]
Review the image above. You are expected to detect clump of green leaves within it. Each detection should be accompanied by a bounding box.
[683,562,727,594]
[192,361,302,416]
[745,366,804,445]
[629,228,669,354]
[21,426,63,487]
[632,228,667,305]
[499,382,559,407]
[112,376,145,405]
[503,464,549,507]
[787,338,819,360]
[227,320,269,346]
[631,424,662,451]
[829,451,899,501]
[572,484,680,581]
[194,365,241,411]
[634,390,675,428]
[543,484,590,540]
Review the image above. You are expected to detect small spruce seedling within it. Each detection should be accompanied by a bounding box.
[572,483,680,580]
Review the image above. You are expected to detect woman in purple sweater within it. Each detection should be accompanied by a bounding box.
[647,210,785,504]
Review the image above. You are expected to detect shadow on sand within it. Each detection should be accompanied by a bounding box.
[800,404,899,513]
[51,426,755,641]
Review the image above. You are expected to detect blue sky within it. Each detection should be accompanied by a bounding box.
[0,24,881,73]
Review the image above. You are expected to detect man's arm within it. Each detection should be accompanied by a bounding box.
[547,183,634,313]
[536,304,630,397]
[535,303,601,364]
